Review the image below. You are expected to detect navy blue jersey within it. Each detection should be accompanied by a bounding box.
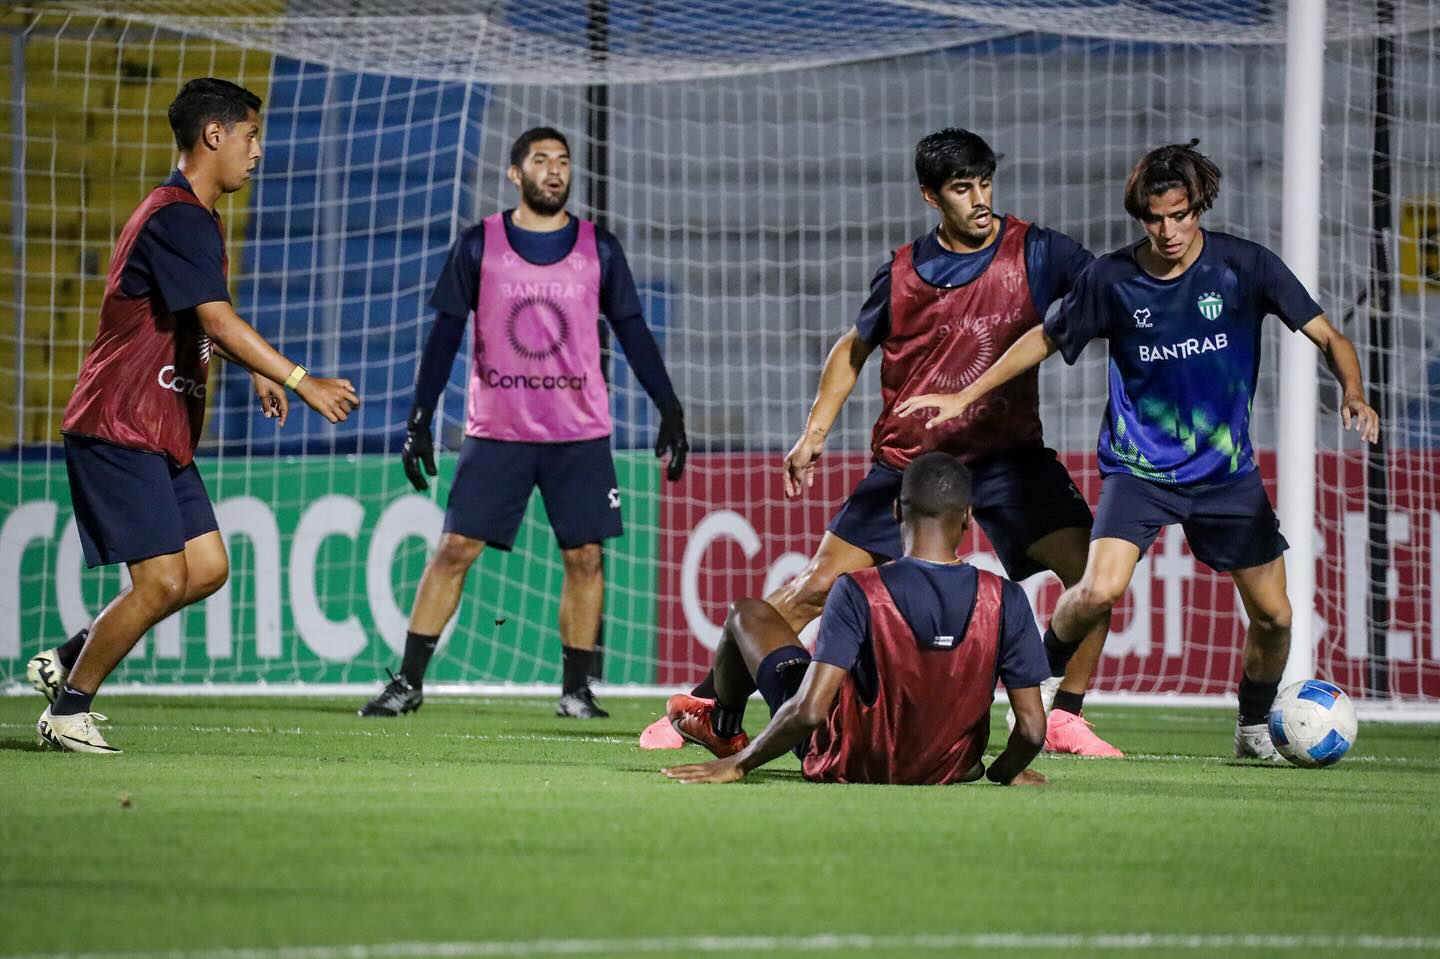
[415,210,676,412]
[815,557,1049,702]
[1044,230,1322,486]
[854,221,1092,346]
[119,170,230,312]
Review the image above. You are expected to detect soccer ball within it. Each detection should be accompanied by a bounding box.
[1267,679,1358,768]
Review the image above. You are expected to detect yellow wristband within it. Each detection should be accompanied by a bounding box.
[284,365,308,390]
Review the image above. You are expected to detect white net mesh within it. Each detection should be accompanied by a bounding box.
[2,0,1437,698]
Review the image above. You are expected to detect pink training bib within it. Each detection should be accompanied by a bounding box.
[466,213,612,442]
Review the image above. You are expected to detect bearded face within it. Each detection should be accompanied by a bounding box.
[520,166,570,216]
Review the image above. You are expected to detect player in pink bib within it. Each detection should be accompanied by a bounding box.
[359,127,687,720]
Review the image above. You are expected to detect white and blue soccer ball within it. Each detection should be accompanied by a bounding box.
[1267,679,1358,768]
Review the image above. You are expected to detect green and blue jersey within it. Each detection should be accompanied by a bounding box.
[1044,230,1322,487]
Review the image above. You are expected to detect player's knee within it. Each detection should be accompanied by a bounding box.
[562,543,603,580]
[788,563,841,615]
[136,563,189,614]
[1078,576,1127,614]
[724,597,774,634]
[189,554,230,601]
[1250,600,1292,636]
[432,534,483,576]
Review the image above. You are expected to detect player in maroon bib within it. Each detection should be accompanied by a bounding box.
[32,79,359,754]
[663,453,1049,787]
[647,129,1123,758]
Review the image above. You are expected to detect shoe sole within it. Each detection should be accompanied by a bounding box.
[26,657,63,705]
[669,716,739,758]
[357,699,422,718]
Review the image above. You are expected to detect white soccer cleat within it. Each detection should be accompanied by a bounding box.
[1234,722,1287,765]
[1006,675,1061,732]
[26,648,68,705]
[36,708,121,755]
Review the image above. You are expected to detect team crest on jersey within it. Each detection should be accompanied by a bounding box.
[1133,307,1153,328]
[567,253,587,272]
[503,251,520,267]
[1197,292,1224,321]
[999,267,1023,294]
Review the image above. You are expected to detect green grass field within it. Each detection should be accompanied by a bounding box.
[2,694,1438,959]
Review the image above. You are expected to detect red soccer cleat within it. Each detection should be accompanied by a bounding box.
[1044,708,1123,758]
[666,693,749,758]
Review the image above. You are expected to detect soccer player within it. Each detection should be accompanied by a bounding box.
[31,78,360,753]
[662,453,1049,786]
[358,127,687,720]
[645,127,1122,757]
[896,140,1380,761]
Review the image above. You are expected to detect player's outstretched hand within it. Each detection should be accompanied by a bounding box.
[656,402,688,482]
[1007,768,1049,787]
[1341,394,1380,445]
[252,372,288,427]
[401,404,438,492]
[893,389,972,430]
[662,756,746,784]
[297,375,359,424]
[782,431,825,498]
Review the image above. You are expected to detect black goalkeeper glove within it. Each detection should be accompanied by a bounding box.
[401,404,438,491]
[656,401,689,482]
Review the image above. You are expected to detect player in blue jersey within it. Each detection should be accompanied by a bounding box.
[898,140,1380,761]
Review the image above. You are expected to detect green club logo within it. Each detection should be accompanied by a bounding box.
[1197,291,1224,321]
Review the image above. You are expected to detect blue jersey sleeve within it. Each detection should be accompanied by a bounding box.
[853,256,894,346]
[598,229,677,409]
[996,580,1049,689]
[813,574,869,672]
[1253,244,1323,332]
[122,202,230,312]
[428,226,484,317]
[1043,259,1111,365]
[1025,225,1094,315]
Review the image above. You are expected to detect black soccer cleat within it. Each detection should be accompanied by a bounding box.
[358,669,423,717]
[555,687,609,719]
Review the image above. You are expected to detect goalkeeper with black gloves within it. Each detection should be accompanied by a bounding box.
[359,126,687,720]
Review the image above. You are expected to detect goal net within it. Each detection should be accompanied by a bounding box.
[2,0,1437,701]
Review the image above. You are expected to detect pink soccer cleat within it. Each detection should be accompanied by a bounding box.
[639,712,685,749]
[1045,709,1123,758]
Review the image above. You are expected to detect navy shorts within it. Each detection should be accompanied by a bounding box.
[444,436,622,551]
[1091,469,1288,572]
[827,447,1092,579]
[64,435,219,568]
[755,644,813,759]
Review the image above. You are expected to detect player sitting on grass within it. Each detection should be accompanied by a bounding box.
[662,452,1049,786]
[896,141,1380,763]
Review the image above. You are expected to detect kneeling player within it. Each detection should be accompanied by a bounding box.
[662,453,1049,786]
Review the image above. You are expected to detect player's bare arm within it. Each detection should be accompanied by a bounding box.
[894,323,1058,429]
[195,300,360,423]
[986,684,1048,786]
[1299,314,1380,444]
[211,342,290,425]
[662,662,847,783]
[783,327,876,498]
